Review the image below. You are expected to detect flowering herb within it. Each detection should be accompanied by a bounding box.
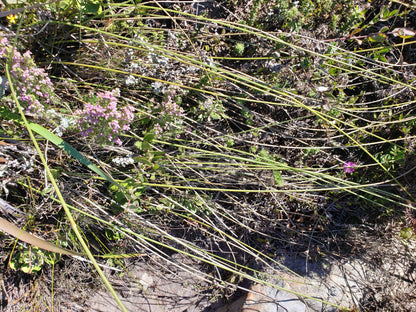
[150,85,185,140]
[343,162,356,174]
[0,37,57,116]
[75,88,134,146]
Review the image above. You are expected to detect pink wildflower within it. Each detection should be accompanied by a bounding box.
[343,162,356,174]
[0,37,56,115]
[75,88,134,146]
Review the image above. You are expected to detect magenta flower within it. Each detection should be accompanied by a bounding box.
[343,162,356,174]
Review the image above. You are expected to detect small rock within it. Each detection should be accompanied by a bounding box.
[132,271,154,292]
[241,283,306,312]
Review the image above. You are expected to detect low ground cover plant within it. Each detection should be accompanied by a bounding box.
[75,87,134,145]
[1,0,416,311]
[0,36,57,116]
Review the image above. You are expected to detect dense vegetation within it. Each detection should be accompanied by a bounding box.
[1,0,416,311]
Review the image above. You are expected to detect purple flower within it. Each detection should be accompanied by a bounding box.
[150,85,185,140]
[0,37,57,115]
[343,162,356,174]
[75,88,134,146]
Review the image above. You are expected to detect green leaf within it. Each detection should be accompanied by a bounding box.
[273,170,283,186]
[105,228,125,241]
[380,6,390,21]
[144,132,155,142]
[368,32,386,43]
[82,0,102,15]
[9,246,46,274]
[380,26,389,33]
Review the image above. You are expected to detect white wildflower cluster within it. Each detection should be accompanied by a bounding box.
[112,155,135,167]
[124,34,144,85]
[151,81,167,94]
[122,34,199,85]
[167,30,179,48]
[54,115,77,137]
[125,75,139,86]
[147,52,169,66]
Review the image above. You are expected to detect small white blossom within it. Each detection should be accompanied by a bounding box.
[148,53,169,66]
[152,81,166,94]
[55,116,76,136]
[130,61,140,70]
[125,75,139,86]
[316,86,329,92]
[112,155,135,167]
